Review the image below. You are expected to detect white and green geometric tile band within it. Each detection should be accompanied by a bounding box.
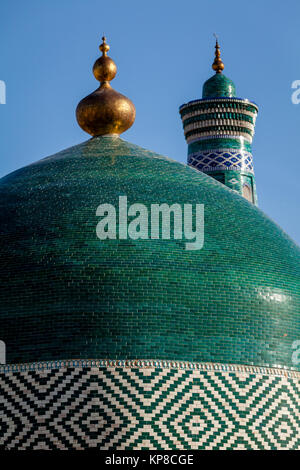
[1,361,299,450]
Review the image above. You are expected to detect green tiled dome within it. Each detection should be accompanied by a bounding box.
[202,73,236,98]
[0,136,299,369]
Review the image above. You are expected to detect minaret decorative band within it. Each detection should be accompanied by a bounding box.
[180,97,258,173]
[180,40,259,205]
[180,98,258,144]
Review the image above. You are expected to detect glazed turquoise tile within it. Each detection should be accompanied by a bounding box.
[202,73,236,98]
[0,136,299,370]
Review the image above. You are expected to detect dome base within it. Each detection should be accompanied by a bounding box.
[1,360,299,450]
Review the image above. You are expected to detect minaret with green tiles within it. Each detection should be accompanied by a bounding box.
[180,39,258,204]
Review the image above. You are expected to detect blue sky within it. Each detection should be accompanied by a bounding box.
[1,0,300,244]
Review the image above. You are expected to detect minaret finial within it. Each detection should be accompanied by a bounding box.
[76,36,136,136]
[212,34,224,74]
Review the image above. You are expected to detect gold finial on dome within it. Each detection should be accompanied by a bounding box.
[212,34,224,74]
[76,36,136,137]
[99,35,110,56]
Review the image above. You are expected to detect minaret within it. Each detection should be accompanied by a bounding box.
[179,39,258,204]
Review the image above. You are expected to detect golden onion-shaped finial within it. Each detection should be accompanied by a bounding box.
[76,36,136,136]
[212,35,224,74]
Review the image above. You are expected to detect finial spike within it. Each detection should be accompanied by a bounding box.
[212,35,224,74]
[76,36,136,136]
[99,36,110,57]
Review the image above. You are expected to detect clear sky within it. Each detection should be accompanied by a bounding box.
[1,0,300,244]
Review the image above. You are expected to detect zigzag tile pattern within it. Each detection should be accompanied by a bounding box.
[0,366,299,450]
[188,149,254,173]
